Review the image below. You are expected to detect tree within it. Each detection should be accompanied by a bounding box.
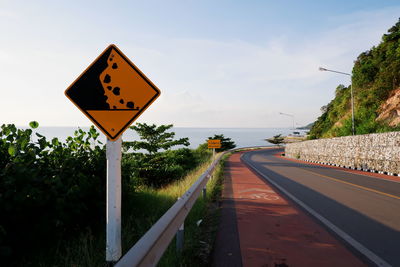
[320,105,328,114]
[335,84,346,97]
[207,134,236,152]
[123,123,192,187]
[123,123,189,154]
[266,134,285,146]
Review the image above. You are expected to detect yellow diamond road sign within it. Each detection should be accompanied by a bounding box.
[65,44,161,140]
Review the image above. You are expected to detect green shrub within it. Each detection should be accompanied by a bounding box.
[0,122,213,265]
[266,134,285,146]
[0,123,106,264]
[122,123,207,188]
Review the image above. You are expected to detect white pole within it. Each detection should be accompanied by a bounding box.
[279,112,294,130]
[292,117,295,130]
[106,137,122,262]
[318,67,354,135]
[350,79,355,135]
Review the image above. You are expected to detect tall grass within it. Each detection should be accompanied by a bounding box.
[157,153,227,267]
[48,153,227,267]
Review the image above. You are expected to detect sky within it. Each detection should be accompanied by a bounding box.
[1,0,400,128]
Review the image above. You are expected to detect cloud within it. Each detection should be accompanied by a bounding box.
[0,5,399,127]
[135,9,400,127]
[0,9,19,20]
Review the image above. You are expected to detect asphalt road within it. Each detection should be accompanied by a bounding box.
[242,148,400,267]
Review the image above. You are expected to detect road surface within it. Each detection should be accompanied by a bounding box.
[242,148,400,266]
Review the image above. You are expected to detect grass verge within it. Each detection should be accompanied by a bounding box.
[158,153,229,266]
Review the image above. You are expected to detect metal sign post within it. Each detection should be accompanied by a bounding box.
[106,137,122,262]
[64,44,161,264]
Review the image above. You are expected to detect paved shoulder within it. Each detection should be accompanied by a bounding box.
[212,151,365,267]
[212,156,243,267]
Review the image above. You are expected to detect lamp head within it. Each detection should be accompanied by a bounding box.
[319,67,327,71]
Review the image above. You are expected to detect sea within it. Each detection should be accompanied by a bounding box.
[29,127,307,149]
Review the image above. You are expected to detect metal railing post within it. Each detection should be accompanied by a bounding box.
[175,197,185,253]
[176,222,184,253]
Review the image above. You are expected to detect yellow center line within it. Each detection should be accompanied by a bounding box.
[299,168,400,201]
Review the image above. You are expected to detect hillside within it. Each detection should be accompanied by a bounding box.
[309,19,400,139]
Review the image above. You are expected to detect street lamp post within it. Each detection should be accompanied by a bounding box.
[279,112,295,130]
[319,67,355,135]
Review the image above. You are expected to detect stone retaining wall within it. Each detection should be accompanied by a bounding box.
[285,132,400,175]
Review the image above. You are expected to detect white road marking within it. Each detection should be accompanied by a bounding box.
[249,193,279,200]
[242,153,392,267]
[238,188,275,194]
[238,188,280,200]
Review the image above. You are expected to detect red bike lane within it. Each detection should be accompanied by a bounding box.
[212,151,366,267]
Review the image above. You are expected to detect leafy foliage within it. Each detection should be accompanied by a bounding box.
[309,18,400,138]
[266,134,285,146]
[206,134,236,152]
[123,148,196,188]
[0,123,106,264]
[123,123,189,154]
[123,123,208,188]
[0,122,219,265]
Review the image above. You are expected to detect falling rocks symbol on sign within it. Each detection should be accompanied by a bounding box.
[65,44,160,140]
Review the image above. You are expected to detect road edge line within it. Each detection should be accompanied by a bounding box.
[241,152,391,267]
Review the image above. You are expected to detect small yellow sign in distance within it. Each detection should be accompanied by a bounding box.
[208,139,221,149]
[65,44,161,141]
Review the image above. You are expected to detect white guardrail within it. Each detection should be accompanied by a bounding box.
[115,146,273,267]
